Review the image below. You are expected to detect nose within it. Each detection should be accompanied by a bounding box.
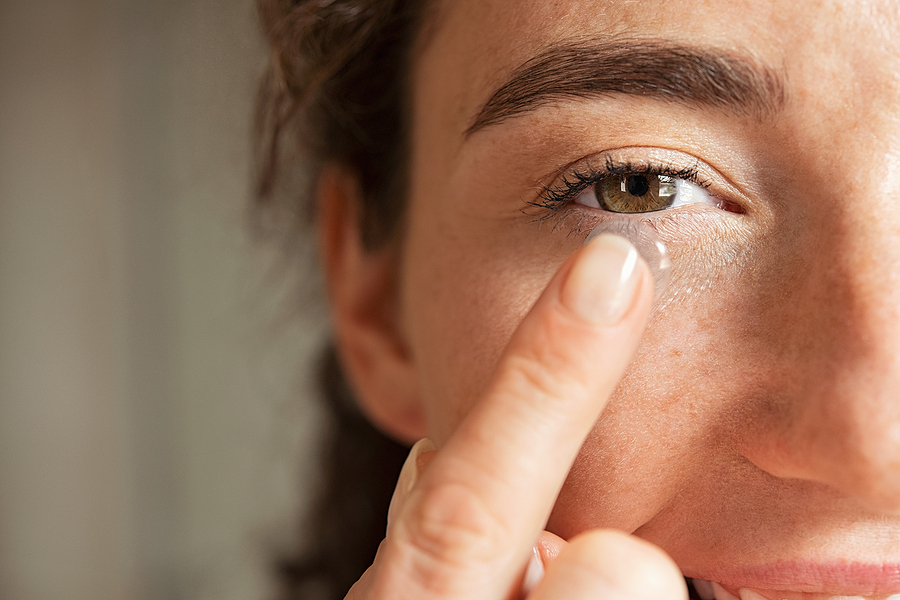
[741,188,900,514]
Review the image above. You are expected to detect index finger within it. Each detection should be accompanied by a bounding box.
[382,233,655,599]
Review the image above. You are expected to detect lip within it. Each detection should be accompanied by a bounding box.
[685,562,900,595]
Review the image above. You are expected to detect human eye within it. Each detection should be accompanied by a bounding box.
[577,172,715,212]
[533,152,744,218]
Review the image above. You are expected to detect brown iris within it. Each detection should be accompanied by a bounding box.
[596,174,677,213]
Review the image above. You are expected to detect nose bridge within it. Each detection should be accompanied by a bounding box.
[834,199,900,355]
[763,164,900,512]
[733,7,900,514]
[828,141,900,382]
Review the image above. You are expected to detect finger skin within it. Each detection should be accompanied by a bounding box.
[528,530,688,600]
[519,530,567,597]
[387,439,438,534]
[370,237,654,600]
[345,541,384,600]
[535,530,565,569]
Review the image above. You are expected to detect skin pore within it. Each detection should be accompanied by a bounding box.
[326,0,900,598]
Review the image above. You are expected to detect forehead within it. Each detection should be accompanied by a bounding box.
[412,0,900,150]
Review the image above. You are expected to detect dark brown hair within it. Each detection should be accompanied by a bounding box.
[255,0,426,249]
[253,1,427,598]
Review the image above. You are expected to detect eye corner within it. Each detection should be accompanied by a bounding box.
[717,198,746,215]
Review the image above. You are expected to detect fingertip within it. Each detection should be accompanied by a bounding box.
[522,530,567,596]
[585,218,671,301]
[563,530,687,600]
[561,234,650,326]
[535,529,566,565]
[387,438,437,533]
[522,544,545,596]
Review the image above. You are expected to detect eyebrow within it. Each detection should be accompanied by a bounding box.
[466,38,785,134]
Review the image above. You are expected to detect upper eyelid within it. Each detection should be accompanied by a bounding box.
[558,159,709,192]
[536,146,732,187]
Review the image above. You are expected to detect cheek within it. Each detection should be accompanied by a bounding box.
[545,285,746,535]
[400,225,570,442]
[544,235,805,540]
[399,163,808,544]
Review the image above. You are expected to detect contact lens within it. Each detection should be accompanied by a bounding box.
[585,218,672,300]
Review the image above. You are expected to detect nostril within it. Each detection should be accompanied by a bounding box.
[741,406,900,516]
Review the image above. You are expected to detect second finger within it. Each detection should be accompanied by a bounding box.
[528,530,687,600]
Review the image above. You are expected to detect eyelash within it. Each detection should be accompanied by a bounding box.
[529,155,714,221]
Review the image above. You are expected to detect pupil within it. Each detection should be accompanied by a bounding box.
[625,175,650,197]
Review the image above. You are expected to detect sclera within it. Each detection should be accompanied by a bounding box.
[585,217,672,300]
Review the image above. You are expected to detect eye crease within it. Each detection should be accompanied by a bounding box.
[575,173,717,213]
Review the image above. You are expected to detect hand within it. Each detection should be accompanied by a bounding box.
[347,233,687,600]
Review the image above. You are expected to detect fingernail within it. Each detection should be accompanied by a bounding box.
[522,546,545,596]
[387,438,437,533]
[585,217,671,300]
[562,233,642,325]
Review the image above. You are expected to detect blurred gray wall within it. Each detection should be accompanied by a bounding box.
[0,1,324,599]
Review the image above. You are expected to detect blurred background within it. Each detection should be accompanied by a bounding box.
[0,1,325,599]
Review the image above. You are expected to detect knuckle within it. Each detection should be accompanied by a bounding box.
[501,348,590,404]
[392,481,509,593]
[499,307,601,399]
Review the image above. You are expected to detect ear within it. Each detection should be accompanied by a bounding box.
[317,166,427,443]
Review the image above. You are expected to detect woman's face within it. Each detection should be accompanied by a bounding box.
[393,0,900,596]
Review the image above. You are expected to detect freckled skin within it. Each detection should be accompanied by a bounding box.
[364,0,900,592]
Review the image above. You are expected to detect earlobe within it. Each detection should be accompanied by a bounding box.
[317,166,427,444]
